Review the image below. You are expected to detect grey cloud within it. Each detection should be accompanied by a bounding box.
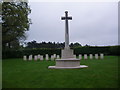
[25,2,118,46]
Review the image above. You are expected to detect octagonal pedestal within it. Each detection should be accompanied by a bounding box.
[48,58,88,69]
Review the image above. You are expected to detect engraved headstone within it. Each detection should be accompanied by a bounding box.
[57,55,60,59]
[37,54,41,59]
[95,54,99,59]
[73,55,76,58]
[79,54,82,60]
[100,53,104,59]
[51,55,54,61]
[89,54,93,59]
[45,54,49,61]
[23,56,27,61]
[53,54,56,59]
[40,55,43,61]
[34,55,38,61]
[29,55,32,61]
[84,54,88,60]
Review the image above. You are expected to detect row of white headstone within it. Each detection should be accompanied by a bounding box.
[23,54,60,61]
[23,53,104,61]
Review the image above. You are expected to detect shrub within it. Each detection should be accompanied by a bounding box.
[2,46,119,59]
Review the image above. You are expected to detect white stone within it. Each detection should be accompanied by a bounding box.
[61,48,74,58]
[56,55,60,59]
[48,58,88,69]
[40,55,43,61]
[56,58,80,67]
[29,55,32,61]
[84,54,88,60]
[37,54,41,59]
[89,54,93,59]
[45,54,49,61]
[51,55,54,61]
[53,54,56,58]
[23,56,27,61]
[79,54,82,60]
[73,55,76,58]
[100,53,104,59]
[30,55,33,60]
[95,54,99,59]
[34,55,38,61]
[48,65,88,69]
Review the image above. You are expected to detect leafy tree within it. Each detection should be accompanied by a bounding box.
[2,1,31,49]
[25,41,82,49]
[70,42,82,48]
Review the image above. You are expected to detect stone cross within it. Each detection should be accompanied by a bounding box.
[61,11,72,49]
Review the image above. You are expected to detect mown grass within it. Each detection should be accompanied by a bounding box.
[2,56,118,88]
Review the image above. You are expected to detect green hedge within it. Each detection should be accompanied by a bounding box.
[2,50,23,59]
[2,48,61,59]
[74,46,110,56]
[2,46,120,59]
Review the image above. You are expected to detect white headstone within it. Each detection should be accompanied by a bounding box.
[89,54,93,59]
[37,54,41,59]
[95,54,99,59]
[29,55,32,61]
[84,54,88,60]
[79,54,82,60]
[23,56,27,61]
[45,54,49,60]
[51,55,54,61]
[40,55,43,61]
[73,55,76,58]
[100,53,104,59]
[53,54,56,58]
[56,55,60,59]
[34,55,38,61]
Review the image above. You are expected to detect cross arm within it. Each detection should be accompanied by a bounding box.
[61,17,72,20]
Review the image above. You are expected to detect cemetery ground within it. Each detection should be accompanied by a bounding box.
[2,56,118,88]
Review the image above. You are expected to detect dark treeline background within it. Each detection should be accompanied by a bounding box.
[25,40,82,49]
[2,40,120,59]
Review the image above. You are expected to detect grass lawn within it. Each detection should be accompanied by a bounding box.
[2,56,118,88]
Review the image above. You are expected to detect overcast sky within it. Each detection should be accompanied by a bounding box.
[25,1,118,46]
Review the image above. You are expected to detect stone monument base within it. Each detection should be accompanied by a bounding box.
[48,58,88,69]
[48,65,88,69]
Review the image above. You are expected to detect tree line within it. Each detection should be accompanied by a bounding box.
[25,40,82,49]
